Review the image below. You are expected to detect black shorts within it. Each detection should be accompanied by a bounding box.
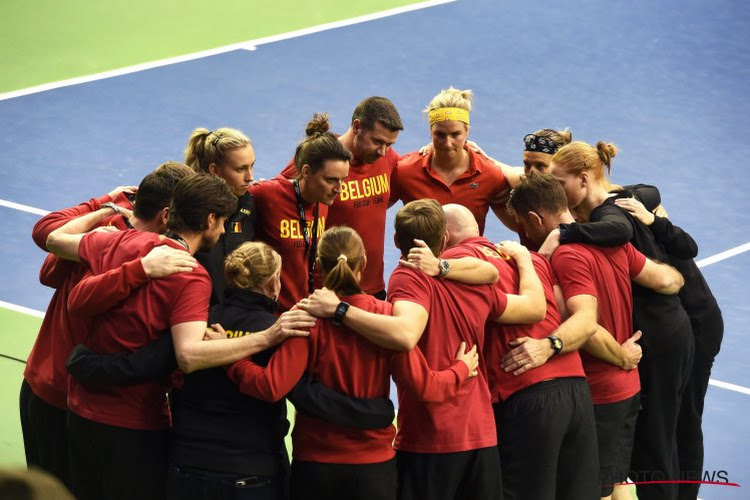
[290,458,396,500]
[495,377,599,500]
[594,393,641,497]
[396,447,501,500]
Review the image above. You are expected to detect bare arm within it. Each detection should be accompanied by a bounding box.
[298,289,428,352]
[583,328,642,370]
[399,239,498,284]
[632,258,684,295]
[171,310,316,373]
[494,241,546,324]
[46,208,118,262]
[500,294,598,376]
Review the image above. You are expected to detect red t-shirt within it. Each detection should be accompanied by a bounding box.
[67,230,211,430]
[387,244,507,453]
[552,243,646,404]
[25,211,131,409]
[458,237,585,402]
[250,178,327,312]
[226,293,470,464]
[279,148,398,294]
[390,147,507,235]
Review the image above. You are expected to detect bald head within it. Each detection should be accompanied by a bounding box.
[444,204,480,246]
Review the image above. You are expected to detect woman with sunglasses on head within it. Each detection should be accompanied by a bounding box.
[499,128,574,248]
[542,140,696,500]
[225,226,480,500]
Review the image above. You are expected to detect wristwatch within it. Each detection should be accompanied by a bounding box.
[332,301,350,326]
[438,259,450,279]
[548,335,563,355]
[102,201,121,215]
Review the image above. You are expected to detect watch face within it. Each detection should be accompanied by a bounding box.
[439,259,450,276]
[553,338,562,350]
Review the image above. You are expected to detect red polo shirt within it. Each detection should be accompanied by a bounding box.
[390,146,507,234]
[68,230,210,429]
[552,243,645,404]
[250,178,328,311]
[388,243,507,453]
[458,237,585,402]
[226,293,470,464]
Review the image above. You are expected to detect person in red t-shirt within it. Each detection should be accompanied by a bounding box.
[301,199,551,500]
[279,96,403,298]
[427,203,599,500]
[508,173,685,500]
[252,113,351,312]
[20,162,195,489]
[389,87,508,235]
[44,174,314,500]
[227,226,479,500]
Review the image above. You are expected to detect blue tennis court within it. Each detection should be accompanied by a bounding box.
[1,0,749,497]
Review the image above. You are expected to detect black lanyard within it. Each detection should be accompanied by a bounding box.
[293,180,320,293]
[164,231,190,251]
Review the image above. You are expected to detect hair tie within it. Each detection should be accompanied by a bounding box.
[210,131,223,149]
[337,254,348,263]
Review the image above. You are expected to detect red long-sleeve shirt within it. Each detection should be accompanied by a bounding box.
[226,293,470,464]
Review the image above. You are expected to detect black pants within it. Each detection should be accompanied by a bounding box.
[167,464,283,500]
[495,377,599,500]
[396,447,502,500]
[67,411,169,500]
[676,310,724,500]
[289,458,396,500]
[631,329,694,500]
[19,379,70,488]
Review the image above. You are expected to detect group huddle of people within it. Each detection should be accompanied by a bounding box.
[19,89,723,500]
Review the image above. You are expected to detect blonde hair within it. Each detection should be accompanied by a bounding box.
[317,227,365,296]
[184,127,251,174]
[425,87,473,113]
[531,128,573,147]
[551,140,618,188]
[224,242,281,291]
[293,113,352,177]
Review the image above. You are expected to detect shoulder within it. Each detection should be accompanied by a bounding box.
[395,151,423,169]
[250,177,289,198]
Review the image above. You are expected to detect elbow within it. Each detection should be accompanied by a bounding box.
[656,269,685,295]
[176,350,201,374]
[395,336,418,352]
[45,232,62,256]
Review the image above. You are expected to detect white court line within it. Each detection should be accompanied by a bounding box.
[0,300,45,319]
[0,0,456,101]
[696,242,750,268]
[708,379,750,397]
[0,199,50,216]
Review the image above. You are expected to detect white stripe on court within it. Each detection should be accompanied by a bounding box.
[0,199,50,216]
[0,300,45,319]
[696,242,750,268]
[708,379,750,397]
[0,0,457,101]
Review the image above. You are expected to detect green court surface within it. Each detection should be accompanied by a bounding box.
[1,0,421,93]
[0,309,40,467]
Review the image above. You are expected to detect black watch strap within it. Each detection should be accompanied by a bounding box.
[333,302,350,326]
[548,335,563,355]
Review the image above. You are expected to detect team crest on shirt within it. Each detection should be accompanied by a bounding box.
[469,182,480,189]
[231,221,242,233]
